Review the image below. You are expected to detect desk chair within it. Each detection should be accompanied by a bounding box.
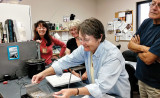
[122,50,137,62]
[116,44,121,50]
[125,64,139,98]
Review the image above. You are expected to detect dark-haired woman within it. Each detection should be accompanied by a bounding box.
[34,20,66,66]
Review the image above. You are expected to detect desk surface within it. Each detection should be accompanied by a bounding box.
[0,76,84,98]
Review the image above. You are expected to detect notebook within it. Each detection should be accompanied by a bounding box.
[45,72,81,87]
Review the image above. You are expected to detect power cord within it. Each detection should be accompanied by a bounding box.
[68,72,72,89]
[15,77,30,98]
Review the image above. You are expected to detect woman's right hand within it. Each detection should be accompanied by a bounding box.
[72,71,80,78]
[31,72,45,84]
[36,40,42,44]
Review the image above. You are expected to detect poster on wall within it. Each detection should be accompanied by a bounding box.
[7,45,20,60]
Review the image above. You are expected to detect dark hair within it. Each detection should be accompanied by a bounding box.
[34,20,52,46]
[78,17,105,42]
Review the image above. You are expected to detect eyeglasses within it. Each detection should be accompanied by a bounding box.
[149,2,160,9]
[69,27,77,32]
[79,37,90,43]
[37,27,46,30]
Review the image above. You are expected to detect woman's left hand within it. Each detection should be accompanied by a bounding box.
[36,40,42,43]
[53,88,76,98]
[82,71,87,80]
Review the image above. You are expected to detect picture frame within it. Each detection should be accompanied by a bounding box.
[7,45,20,60]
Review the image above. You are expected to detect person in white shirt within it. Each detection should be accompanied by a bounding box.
[32,17,130,98]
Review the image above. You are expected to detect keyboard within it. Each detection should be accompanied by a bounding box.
[45,72,81,87]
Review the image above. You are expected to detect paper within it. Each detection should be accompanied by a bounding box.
[118,12,125,17]
[118,21,127,31]
[45,72,81,87]
[54,33,60,39]
[126,14,132,24]
[62,32,68,41]
[107,22,114,31]
[113,21,121,30]
[82,94,115,98]
[120,31,133,40]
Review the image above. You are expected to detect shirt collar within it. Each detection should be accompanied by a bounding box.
[92,41,104,58]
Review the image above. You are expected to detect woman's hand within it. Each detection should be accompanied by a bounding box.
[36,40,42,44]
[71,70,80,78]
[53,88,77,98]
[82,71,87,80]
[31,72,45,84]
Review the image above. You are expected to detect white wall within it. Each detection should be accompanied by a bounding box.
[4,0,147,51]
[0,3,32,41]
[97,0,145,52]
[20,0,97,27]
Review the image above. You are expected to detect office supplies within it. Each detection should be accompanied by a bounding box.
[3,81,8,84]
[25,83,53,98]
[0,93,3,98]
[45,72,81,87]
[26,59,45,78]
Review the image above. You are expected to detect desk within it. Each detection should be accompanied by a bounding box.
[0,76,85,98]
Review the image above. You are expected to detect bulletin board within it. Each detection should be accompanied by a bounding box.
[114,10,133,41]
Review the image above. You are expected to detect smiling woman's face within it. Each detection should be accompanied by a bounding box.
[79,31,101,53]
[69,26,79,38]
[36,23,47,37]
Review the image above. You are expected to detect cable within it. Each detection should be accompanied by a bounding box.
[15,77,30,98]
[68,72,72,88]
[79,71,83,83]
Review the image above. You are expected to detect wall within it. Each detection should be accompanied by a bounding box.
[97,0,146,52]
[20,0,97,29]
[3,0,147,51]
[0,3,32,41]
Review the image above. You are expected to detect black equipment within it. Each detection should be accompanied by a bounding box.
[26,59,45,78]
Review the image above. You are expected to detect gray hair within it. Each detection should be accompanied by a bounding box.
[78,17,105,42]
[68,19,81,29]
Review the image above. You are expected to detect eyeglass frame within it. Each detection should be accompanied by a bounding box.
[37,27,47,30]
[149,2,160,9]
[79,37,91,43]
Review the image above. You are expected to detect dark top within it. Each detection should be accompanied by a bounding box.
[135,18,160,89]
[66,38,78,53]
[66,38,85,73]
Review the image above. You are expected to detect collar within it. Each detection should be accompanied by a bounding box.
[91,41,104,58]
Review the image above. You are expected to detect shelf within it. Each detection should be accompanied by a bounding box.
[50,30,69,32]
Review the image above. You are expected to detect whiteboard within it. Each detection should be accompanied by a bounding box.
[0,3,32,41]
